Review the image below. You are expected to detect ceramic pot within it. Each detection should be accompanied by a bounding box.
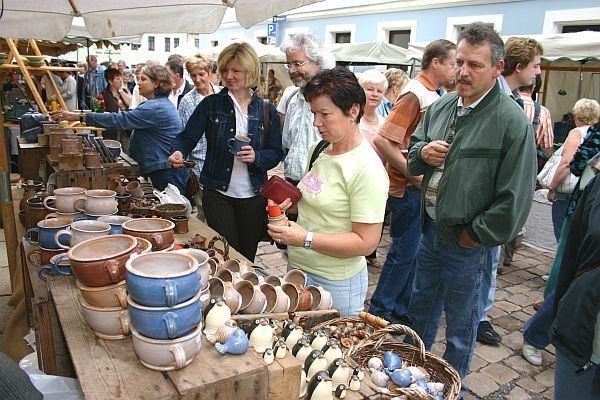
[108,180,126,194]
[208,277,242,314]
[20,180,43,213]
[190,234,207,249]
[84,152,102,169]
[97,215,132,235]
[83,211,118,220]
[122,218,175,251]
[37,253,72,281]
[55,220,111,249]
[241,271,260,286]
[136,238,152,254]
[173,248,210,290]
[80,299,130,340]
[235,280,267,314]
[116,193,132,211]
[290,283,313,312]
[45,211,83,222]
[127,292,202,340]
[43,187,86,213]
[26,196,52,230]
[282,283,300,312]
[61,234,140,287]
[171,215,189,234]
[74,189,118,215]
[306,285,333,310]
[260,283,290,313]
[283,269,308,287]
[126,252,199,307]
[126,181,144,198]
[131,325,202,371]
[24,218,72,250]
[27,246,67,267]
[77,280,128,308]
[264,275,282,287]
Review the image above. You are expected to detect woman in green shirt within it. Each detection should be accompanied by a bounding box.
[268,67,389,317]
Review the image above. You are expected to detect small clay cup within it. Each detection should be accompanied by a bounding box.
[282,283,313,312]
[264,275,282,287]
[208,277,242,314]
[84,152,102,169]
[171,215,189,234]
[281,283,299,312]
[54,220,111,249]
[215,268,241,285]
[80,299,130,340]
[306,285,333,310]
[241,271,260,286]
[260,283,290,313]
[43,187,86,213]
[77,279,128,308]
[283,269,308,287]
[116,193,132,211]
[73,189,118,215]
[108,180,127,194]
[126,181,144,198]
[235,280,267,314]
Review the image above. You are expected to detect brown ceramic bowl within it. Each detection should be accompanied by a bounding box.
[67,234,139,287]
[77,279,128,308]
[122,218,175,250]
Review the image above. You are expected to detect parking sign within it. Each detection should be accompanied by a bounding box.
[267,23,277,37]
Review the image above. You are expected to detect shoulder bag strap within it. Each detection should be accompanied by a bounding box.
[308,140,330,171]
[262,99,270,147]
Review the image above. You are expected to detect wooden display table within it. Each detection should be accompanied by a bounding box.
[17,137,48,180]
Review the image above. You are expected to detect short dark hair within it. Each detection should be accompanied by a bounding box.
[141,65,173,97]
[457,22,505,65]
[165,60,184,78]
[421,39,457,70]
[104,68,122,83]
[302,66,366,123]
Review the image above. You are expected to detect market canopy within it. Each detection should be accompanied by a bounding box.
[199,37,285,63]
[0,0,324,41]
[327,41,422,66]
[63,18,141,49]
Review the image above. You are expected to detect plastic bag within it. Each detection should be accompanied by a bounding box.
[153,184,192,216]
[19,353,84,400]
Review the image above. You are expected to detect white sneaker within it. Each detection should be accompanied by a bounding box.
[522,343,543,366]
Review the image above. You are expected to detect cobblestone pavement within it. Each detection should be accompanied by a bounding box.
[254,232,556,400]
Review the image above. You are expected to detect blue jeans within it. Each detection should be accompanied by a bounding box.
[555,349,600,400]
[303,266,368,318]
[369,187,421,318]
[408,217,490,379]
[523,291,555,349]
[551,192,570,242]
[480,246,500,321]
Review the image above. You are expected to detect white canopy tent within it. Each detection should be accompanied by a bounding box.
[199,37,285,63]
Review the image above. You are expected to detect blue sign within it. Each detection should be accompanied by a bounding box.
[272,15,287,22]
[267,23,277,37]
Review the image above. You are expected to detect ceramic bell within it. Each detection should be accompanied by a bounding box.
[348,375,361,391]
[367,357,383,371]
[305,370,333,400]
[283,322,304,348]
[248,317,274,353]
[272,338,288,359]
[310,328,329,350]
[327,358,351,389]
[386,368,411,388]
[292,336,314,366]
[207,319,238,345]
[334,384,347,399]
[322,339,343,365]
[262,348,275,365]
[203,296,231,336]
[215,328,250,355]
[383,351,402,371]
[304,350,328,381]
[352,366,365,381]
[369,368,389,388]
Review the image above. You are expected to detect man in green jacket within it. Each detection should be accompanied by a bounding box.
[406,23,537,383]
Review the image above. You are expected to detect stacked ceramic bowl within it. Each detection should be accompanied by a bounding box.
[73,189,119,220]
[65,235,141,339]
[121,218,176,251]
[126,252,204,371]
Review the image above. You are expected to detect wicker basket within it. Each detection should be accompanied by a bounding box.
[347,325,461,400]
[207,235,230,261]
[153,203,187,219]
[312,311,390,350]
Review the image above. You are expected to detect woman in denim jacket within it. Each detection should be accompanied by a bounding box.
[170,43,283,261]
[52,65,189,192]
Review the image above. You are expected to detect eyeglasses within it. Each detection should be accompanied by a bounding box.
[284,60,311,70]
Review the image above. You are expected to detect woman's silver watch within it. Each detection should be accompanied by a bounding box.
[304,232,313,249]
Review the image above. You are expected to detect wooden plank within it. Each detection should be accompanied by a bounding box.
[268,352,301,400]
[49,277,177,400]
[29,39,67,111]
[4,39,48,114]
[169,336,268,399]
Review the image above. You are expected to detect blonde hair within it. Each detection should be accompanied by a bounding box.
[357,69,388,91]
[572,98,600,125]
[384,68,409,93]
[217,43,260,88]
[185,53,212,73]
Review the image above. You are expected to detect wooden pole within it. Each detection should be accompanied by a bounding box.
[542,69,550,107]
[0,101,19,293]
[29,39,68,111]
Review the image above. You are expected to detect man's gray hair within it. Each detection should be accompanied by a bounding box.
[457,22,505,65]
[280,33,335,69]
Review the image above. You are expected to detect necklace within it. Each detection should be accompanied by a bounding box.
[363,114,378,123]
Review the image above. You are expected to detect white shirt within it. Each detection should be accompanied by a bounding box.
[218,92,254,198]
[277,85,299,115]
[130,85,146,109]
[168,80,187,107]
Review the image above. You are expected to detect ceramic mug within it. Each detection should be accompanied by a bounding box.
[173,248,210,291]
[208,277,242,314]
[260,283,290,313]
[127,292,202,340]
[43,187,86,213]
[80,299,131,340]
[24,218,72,250]
[227,135,251,154]
[55,220,111,249]
[283,269,308,287]
[126,181,144,198]
[131,325,202,371]
[108,180,126,194]
[282,283,300,312]
[126,252,199,307]
[116,193,132,211]
[97,215,132,235]
[283,283,313,312]
[73,189,118,215]
[215,268,242,285]
[235,280,267,314]
[38,253,72,281]
[306,285,334,310]
[264,275,282,287]
[77,280,128,308]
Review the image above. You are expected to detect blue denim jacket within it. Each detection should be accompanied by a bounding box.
[87,96,182,175]
[171,88,283,194]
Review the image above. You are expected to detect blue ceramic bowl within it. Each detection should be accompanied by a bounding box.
[125,252,199,307]
[98,215,132,235]
[127,292,202,340]
[102,139,122,158]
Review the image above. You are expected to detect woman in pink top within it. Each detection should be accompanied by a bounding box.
[358,69,387,162]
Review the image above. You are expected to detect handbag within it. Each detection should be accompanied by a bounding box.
[259,175,302,205]
[537,132,586,194]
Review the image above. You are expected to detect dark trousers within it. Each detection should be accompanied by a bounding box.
[203,188,267,262]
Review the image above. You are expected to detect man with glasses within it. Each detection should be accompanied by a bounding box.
[278,33,335,193]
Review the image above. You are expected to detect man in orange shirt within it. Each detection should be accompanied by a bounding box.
[368,40,456,324]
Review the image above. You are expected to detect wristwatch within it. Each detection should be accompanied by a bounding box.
[304,232,313,250]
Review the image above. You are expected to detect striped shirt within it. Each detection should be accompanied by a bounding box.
[520,92,554,150]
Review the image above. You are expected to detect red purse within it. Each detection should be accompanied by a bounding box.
[259,175,302,206]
